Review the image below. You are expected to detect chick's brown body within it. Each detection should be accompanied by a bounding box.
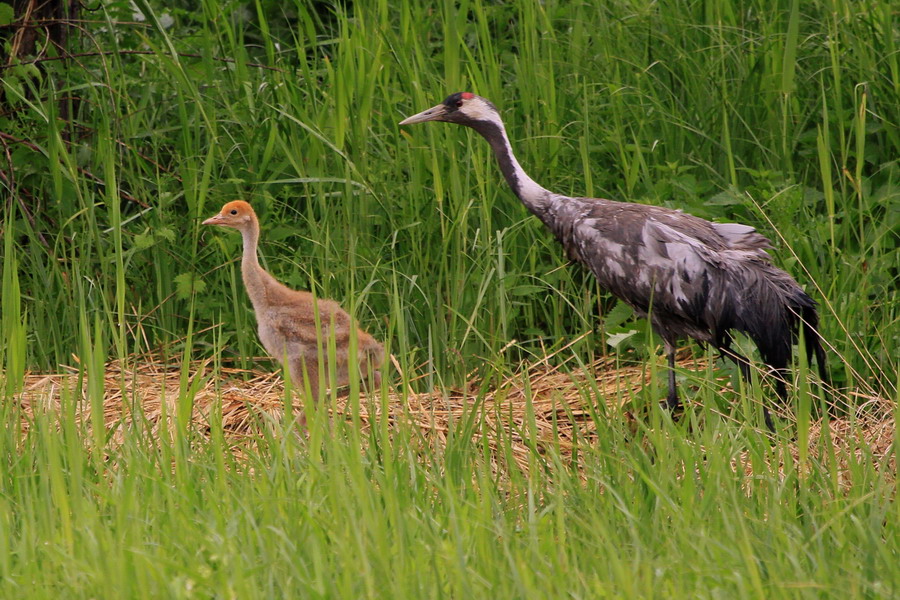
[204,200,383,397]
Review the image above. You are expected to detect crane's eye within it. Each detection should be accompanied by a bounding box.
[230,209,238,215]
[456,100,463,107]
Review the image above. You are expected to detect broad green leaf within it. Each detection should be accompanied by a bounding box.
[606,329,639,349]
[174,272,206,299]
[0,3,14,27]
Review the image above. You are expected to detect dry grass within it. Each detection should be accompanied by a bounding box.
[15,353,663,466]
[733,407,896,488]
[12,354,895,480]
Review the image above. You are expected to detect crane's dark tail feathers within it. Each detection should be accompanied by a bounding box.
[741,278,831,413]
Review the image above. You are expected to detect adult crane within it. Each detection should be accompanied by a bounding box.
[400,92,828,430]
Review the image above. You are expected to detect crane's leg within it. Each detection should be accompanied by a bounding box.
[719,338,775,432]
[664,342,681,411]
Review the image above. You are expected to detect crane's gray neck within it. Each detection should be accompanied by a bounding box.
[470,119,553,217]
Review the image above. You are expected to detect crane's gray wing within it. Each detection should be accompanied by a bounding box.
[551,199,775,330]
[638,218,722,318]
[565,213,732,331]
[710,222,772,254]
[559,210,707,320]
[641,218,783,333]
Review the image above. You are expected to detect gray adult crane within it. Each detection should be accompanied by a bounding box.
[400,92,828,430]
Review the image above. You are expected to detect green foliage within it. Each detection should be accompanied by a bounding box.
[1,0,896,391]
[0,0,898,596]
[1,378,898,598]
[173,271,207,300]
[0,3,14,26]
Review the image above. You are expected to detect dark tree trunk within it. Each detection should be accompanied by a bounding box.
[1,0,81,230]
[3,0,80,64]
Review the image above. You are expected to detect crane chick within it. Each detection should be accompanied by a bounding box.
[203,201,383,400]
[401,92,828,430]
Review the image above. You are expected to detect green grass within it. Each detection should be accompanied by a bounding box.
[0,0,898,597]
[2,376,898,598]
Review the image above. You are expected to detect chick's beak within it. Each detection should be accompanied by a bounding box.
[202,214,225,226]
[399,103,448,125]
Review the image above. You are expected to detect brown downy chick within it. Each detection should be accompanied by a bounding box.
[203,200,383,398]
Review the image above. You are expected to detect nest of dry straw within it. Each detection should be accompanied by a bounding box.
[16,352,663,445]
[13,353,895,480]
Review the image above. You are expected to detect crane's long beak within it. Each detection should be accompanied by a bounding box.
[399,103,448,125]
[202,214,225,226]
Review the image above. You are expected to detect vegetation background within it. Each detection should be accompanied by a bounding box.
[0,0,897,597]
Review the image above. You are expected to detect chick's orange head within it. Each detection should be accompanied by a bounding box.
[202,201,256,228]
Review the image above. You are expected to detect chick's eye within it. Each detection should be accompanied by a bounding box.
[230,209,237,215]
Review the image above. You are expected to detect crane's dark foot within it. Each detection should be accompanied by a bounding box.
[665,391,682,413]
[763,407,776,433]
